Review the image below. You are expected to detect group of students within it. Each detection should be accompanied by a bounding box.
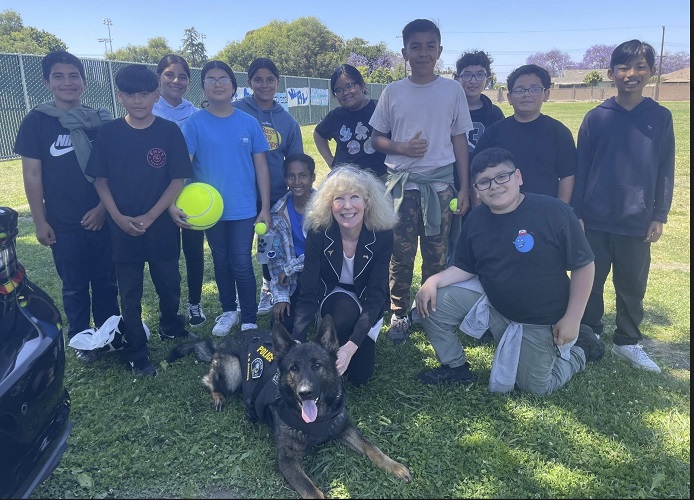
[14,18,674,393]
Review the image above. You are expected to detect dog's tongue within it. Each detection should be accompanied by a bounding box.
[301,400,317,423]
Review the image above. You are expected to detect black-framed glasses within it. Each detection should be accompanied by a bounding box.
[510,86,545,96]
[333,81,357,96]
[459,71,487,82]
[474,169,517,191]
[203,77,233,87]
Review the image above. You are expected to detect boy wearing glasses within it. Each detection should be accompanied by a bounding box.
[86,64,193,377]
[414,147,604,392]
[370,19,473,344]
[474,64,576,203]
[571,40,675,373]
[448,50,505,264]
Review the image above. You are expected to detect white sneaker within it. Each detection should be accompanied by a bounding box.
[241,323,258,331]
[612,343,662,373]
[257,289,273,315]
[212,311,239,336]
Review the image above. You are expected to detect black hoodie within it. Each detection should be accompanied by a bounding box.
[571,97,675,237]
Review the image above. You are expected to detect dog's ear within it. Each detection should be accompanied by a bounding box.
[272,322,294,359]
[315,315,340,356]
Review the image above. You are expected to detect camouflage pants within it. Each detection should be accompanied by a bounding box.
[389,186,454,316]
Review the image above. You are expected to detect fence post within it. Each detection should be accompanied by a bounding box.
[107,60,118,116]
[18,55,31,113]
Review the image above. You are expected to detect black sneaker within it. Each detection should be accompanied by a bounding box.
[574,324,605,362]
[417,363,477,385]
[130,357,157,377]
[158,329,196,341]
[187,302,206,327]
[74,349,102,364]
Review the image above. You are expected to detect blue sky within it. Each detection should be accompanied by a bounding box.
[12,0,691,81]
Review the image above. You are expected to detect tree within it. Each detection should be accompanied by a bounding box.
[583,70,603,100]
[180,27,207,68]
[215,17,342,78]
[659,51,690,75]
[0,9,67,54]
[107,37,173,64]
[526,48,574,77]
[580,44,616,69]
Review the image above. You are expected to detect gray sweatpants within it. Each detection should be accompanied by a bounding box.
[418,285,587,395]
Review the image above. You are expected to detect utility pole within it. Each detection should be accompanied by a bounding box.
[655,25,665,101]
[102,18,113,54]
[98,38,110,56]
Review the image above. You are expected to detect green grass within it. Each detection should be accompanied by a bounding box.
[2,102,689,499]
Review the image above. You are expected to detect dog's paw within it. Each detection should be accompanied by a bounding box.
[211,392,225,412]
[391,462,412,483]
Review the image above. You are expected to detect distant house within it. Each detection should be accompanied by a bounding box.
[551,69,612,88]
[660,67,690,84]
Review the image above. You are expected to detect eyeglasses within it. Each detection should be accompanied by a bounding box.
[474,169,517,191]
[459,71,487,82]
[510,86,546,96]
[333,81,358,97]
[203,77,233,87]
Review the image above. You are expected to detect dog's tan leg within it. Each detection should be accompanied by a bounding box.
[339,424,412,483]
[277,452,325,499]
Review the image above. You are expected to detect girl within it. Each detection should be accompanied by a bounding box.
[314,64,387,178]
[233,58,303,315]
[181,61,271,335]
[154,54,206,329]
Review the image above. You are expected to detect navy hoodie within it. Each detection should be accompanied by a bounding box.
[233,96,304,205]
[571,97,675,237]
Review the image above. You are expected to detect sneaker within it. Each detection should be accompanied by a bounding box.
[257,289,273,315]
[212,311,239,336]
[612,343,661,373]
[158,328,196,341]
[241,323,259,331]
[573,324,605,362]
[130,357,157,377]
[187,303,206,327]
[417,363,477,385]
[386,315,410,345]
[74,349,102,364]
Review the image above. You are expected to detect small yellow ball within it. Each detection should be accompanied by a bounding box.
[255,222,267,235]
[449,198,458,211]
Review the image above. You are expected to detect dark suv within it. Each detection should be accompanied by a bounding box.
[0,206,72,498]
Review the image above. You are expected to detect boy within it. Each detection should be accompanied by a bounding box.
[14,51,120,363]
[86,64,193,376]
[369,18,473,344]
[267,153,316,334]
[415,147,604,393]
[448,50,505,265]
[474,64,576,203]
[571,40,675,373]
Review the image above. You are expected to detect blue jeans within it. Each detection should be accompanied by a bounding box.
[205,218,257,324]
[51,228,120,338]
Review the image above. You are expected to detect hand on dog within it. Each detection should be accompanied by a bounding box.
[336,341,358,376]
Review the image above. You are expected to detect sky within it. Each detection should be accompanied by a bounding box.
[9,0,691,81]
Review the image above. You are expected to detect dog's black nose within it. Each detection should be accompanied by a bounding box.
[297,384,314,400]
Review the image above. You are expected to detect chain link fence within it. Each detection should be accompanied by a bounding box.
[0,53,388,160]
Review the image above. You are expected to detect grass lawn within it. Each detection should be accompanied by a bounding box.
[2,101,689,499]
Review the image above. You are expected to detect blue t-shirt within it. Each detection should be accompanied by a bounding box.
[287,197,305,257]
[182,108,269,220]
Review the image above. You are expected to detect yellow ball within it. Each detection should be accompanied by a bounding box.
[255,222,267,235]
[175,183,224,230]
[449,198,458,211]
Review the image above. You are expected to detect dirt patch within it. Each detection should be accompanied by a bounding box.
[641,337,690,371]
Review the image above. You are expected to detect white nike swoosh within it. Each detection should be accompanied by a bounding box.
[50,144,75,156]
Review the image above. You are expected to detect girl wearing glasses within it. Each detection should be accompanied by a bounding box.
[314,64,387,179]
[233,58,304,316]
[181,60,271,336]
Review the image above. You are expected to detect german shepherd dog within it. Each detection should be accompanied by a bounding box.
[167,316,411,499]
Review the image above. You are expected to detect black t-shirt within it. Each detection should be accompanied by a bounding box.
[473,114,576,197]
[467,94,505,154]
[86,117,193,263]
[14,110,102,232]
[455,193,594,325]
[314,99,387,177]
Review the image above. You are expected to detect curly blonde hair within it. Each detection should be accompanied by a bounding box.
[303,165,399,233]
